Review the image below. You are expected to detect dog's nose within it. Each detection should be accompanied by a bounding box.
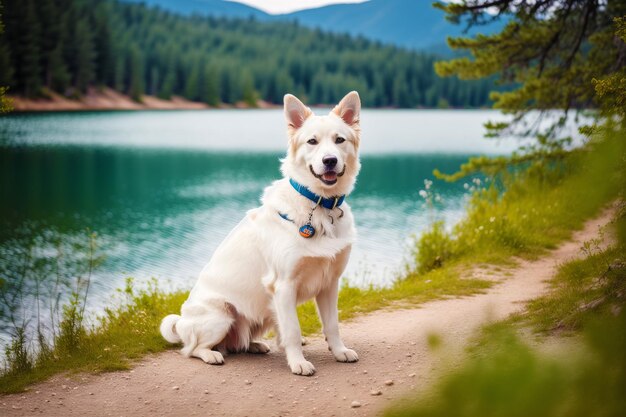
[322,155,338,168]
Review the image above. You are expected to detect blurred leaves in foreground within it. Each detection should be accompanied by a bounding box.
[386,310,626,417]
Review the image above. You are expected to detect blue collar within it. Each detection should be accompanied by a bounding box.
[289,178,345,209]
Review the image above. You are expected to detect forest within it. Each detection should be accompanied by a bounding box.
[0,0,495,108]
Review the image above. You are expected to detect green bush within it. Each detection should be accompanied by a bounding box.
[416,125,624,271]
[415,221,455,273]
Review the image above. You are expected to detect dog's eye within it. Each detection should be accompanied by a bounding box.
[335,137,346,144]
[307,138,318,145]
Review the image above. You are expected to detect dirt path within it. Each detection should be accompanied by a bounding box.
[0,207,615,417]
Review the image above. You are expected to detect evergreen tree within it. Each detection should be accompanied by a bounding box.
[202,63,220,106]
[0,0,501,107]
[128,45,144,101]
[241,69,258,107]
[38,0,61,89]
[114,53,126,92]
[0,38,14,87]
[159,64,176,100]
[93,2,114,87]
[149,66,159,96]
[184,61,200,101]
[434,0,626,139]
[48,44,70,92]
[74,19,96,92]
[18,0,42,96]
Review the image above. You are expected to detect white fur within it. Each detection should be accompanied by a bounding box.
[160,91,362,375]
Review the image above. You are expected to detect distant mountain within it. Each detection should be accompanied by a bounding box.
[283,0,499,51]
[122,0,269,19]
[121,0,504,51]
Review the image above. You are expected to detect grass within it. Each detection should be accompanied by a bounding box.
[0,279,188,394]
[385,311,626,417]
[297,265,493,335]
[520,212,626,333]
[385,213,626,417]
[1,123,623,395]
[417,125,624,268]
[385,125,626,417]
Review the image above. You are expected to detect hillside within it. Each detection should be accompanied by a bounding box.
[0,0,495,108]
[123,0,269,18]
[123,0,505,50]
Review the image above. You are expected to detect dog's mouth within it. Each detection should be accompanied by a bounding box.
[309,165,346,185]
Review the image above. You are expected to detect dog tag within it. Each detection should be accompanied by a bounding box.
[299,224,315,238]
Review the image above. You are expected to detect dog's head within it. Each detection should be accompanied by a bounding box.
[281,91,361,198]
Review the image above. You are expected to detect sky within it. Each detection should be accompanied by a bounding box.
[228,0,368,14]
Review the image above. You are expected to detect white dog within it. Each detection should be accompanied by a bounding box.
[160,91,361,376]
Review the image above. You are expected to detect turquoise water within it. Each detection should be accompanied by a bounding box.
[0,109,515,327]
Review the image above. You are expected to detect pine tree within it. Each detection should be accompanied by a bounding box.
[74,19,96,93]
[93,2,114,87]
[241,69,258,107]
[202,63,220,106]
[0,0,502,107]
[19,0,42,96]
[38,0,61,89]
[184,61,200,101]
[0,38,14,87]
[149,66,159,96]
[128,45,144,102]
[114,53,126,92]
[159,65,176,100]
[434,0,626,139]
[48,44,70,93]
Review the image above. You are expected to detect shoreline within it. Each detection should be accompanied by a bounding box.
[5,88,493,113]
[6,87,279,113]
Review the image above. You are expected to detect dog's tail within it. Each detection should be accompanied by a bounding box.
[160,314,182,343]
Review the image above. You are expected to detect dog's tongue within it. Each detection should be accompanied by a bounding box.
[322,172,337,182]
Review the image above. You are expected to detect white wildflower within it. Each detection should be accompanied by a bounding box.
[489,216,496,223]
[419,190,428,199]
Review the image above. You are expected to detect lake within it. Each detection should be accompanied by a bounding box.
[0,109,517,332]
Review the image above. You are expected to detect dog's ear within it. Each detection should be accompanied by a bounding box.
[332,91,360,126]
[284,94,312,130]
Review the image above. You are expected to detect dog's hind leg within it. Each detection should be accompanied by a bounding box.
[248,341,270,354]
[247,320,272,354]
[179,302,234,365]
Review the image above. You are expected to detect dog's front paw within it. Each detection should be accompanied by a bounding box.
[248,341,270,354]
[195,348,225,365]
[289,360,316,376]
[333,348,359,363]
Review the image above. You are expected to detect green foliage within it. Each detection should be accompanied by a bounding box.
[386,311,626,417]
[417,124,624,272]
[128,44,144,102]
[0,86,12,112]
[0,0,496,107]
[434,0,626,141]
[521,207,626,333]
[386,202,626,417]
[0,278,188,394]
[3,327,32,375]
[414,221,454,273]
[73,19,96,93]
[591,16,626,119]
